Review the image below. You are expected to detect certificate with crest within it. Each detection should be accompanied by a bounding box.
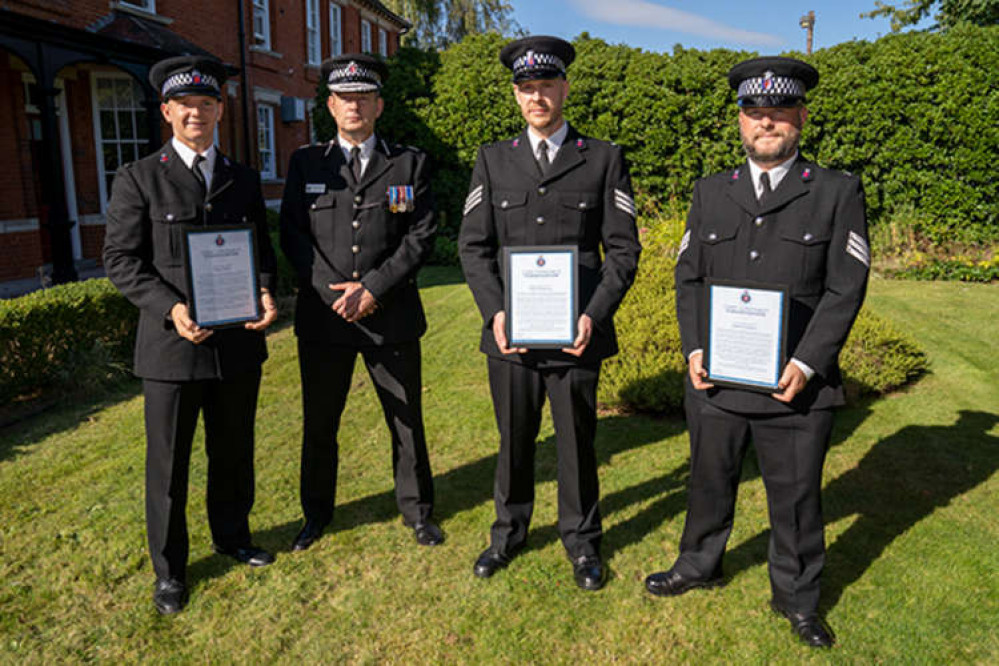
[183,225,261,328]
[504,246,578,349]
[704,279,789,392]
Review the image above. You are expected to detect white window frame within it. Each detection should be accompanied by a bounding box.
[257,104,276,180]
[379,27,388,57]
[119,0,155,12]
[329,2,343,56]
[91,72,153,214]
[361,19,372,53]
[253,0,271,50]
[305,0,322,65]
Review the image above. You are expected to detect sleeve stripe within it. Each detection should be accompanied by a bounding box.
[463,185,484,217]
[847,231,870,267]
[614,189,636,217]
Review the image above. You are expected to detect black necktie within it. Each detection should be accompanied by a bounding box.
[537,140,550,176]
[759,171,772,205]
[192,154,207,199]
[350,146,362,182]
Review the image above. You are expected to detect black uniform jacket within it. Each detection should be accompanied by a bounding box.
[676,157,870,413]
[280,137,436,346]
[104,141,277,381]
[459,126,641,367]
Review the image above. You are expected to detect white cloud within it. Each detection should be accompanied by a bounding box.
[569,0,784,47]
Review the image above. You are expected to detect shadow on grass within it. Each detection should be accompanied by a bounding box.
[723,408,999,615]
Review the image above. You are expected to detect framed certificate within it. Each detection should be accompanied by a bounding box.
[183,225,261,328]
[704,279,789,392]
[503,245,578,349]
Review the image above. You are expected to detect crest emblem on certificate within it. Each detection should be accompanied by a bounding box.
[741,290,751,303]
[387,185,414,213]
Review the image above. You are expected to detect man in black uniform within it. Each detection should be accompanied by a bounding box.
[104,55,279,615]
[644,57,870,647]
[459,36,641,591]
[280,54,442,552]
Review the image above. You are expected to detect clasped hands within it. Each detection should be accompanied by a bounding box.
[329,281,378,323]
[492,310,593,358]
[171,290,278,344]
[688,350,807,403]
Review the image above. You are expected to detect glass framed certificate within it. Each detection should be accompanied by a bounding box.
[704,279,789,392]
[183,225,261,328]
[503,245,578,349]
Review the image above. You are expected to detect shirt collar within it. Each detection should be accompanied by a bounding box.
[337,132,377,161]
[748,152,798,196]
[527,121,569,155]
[171,137,216,171]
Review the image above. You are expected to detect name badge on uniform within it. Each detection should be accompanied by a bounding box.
[306,183,326,194]
[387,185,415,213]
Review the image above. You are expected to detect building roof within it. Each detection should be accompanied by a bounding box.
[355,0,413,33]
[90,11,216,57]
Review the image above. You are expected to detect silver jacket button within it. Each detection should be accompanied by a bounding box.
[354,195,363,204]
[166,213,174,221]
[803,232,814,241]
[578,202,587,210]
[352,220,360,229]
[204,203,213,213]
[749,250,760,260]
[754,216,764,227]
[352,271,360,279]
[536,216,545,225]
[708,232,717,241]
[538,187,546,195]
[501,200,509,209]
[351,245,360,254]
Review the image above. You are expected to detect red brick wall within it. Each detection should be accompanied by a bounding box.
[0,231,45,281]
[80,225,106,264]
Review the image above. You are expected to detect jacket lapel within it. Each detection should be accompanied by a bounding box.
[356,136,392,192]
[759,157,811,214]
[541,125,585,184]
[724,162,759,217]
[206,150,234,202]
[511,129,542,183]
[160,141,204,200]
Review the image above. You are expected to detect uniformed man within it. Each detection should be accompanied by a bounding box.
[644,57,870,647]
[103,55,279,615]
[280,54,442,552]
[459,36,641,591]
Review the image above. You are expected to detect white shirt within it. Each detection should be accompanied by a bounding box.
[338,133,377,178]
[171,137,216,193]
[527,121,569,164]
[748,152,798,200]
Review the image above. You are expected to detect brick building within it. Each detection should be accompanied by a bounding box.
[0,0,410,289]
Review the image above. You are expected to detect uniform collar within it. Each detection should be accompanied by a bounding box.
[526,121,569,157]
[171,137,217,173]
[337,132,377,162]
[748,151,798,199]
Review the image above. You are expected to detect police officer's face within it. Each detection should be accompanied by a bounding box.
[739,105,807,166]
[161,95,222,152]
[328,91,384,140]
[513,78,569,135]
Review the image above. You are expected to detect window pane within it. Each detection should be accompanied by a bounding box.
[115,79,131,107]
[103,143,118,171]
[96,79,114,109]
[135,110,149,139]
[100,110,117,139]
[118,111,134,139]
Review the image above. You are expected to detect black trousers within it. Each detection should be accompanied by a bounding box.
[297,339,434,527]
[675,395,834,614]
[143,372,261,582]
[486,357,602,559]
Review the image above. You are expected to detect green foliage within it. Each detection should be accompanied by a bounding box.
[599,216,929,413]
[862,0,999,30]
[0,279,137,403]
[888,253,999,281]
[382,0,519,48]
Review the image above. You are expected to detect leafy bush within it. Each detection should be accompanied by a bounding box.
[0,279,138,403]
[599,217,928,413]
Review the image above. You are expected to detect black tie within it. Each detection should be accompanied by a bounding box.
[537,140,551,176]
[192,154,207,199]
[759,171,772,205]
[350,146,362,182]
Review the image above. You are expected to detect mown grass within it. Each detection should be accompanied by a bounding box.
[1,269,996,664]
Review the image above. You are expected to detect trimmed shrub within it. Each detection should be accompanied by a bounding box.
[0,279,138,403]
[599,217,928,413]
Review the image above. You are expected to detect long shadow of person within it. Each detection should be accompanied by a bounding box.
[723,409,998,615]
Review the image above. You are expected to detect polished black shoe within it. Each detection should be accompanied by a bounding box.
[153,578,187,615]
[213,543,275,567]
[771,600,835,648]
[411,520,445,546]
[644,567,723,597]
[572,555,606,591]
[292,520,326,552]
[473,549,513,578]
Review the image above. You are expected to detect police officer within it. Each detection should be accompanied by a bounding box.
[104,55,279,615]
[644,57,870,647]
[459,36,641,591]
[280,54,442,552]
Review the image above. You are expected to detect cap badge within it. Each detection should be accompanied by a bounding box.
[762,71,775,91]
[347,61,359,75]
[192,71,202,85]
[526,50,537,67]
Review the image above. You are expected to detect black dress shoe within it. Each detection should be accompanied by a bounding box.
[771,600,835,648]
[213,543,275,567]
[571,555,606,591]
[644,567,723,597]
[292,520,326,552]
[412,520,445,546]
[153,578,187,615]
[473,549,513,578]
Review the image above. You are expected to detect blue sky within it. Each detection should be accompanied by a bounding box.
[506,0,935,53]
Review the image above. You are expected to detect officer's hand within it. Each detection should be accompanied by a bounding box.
[330,282,378,323]
[561,314,593,357]
[688,351,714,390]
[245,290,278,331]
[171,302,213,344]
[492,311,527,354]
[772,363,807,403]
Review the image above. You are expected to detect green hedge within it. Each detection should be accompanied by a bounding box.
[0,279,138,403]
[314,26,998,248]
[598,219,928,413]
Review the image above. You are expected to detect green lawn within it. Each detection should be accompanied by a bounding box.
[1,271,996,664]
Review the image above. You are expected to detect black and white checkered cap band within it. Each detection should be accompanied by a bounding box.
[513,51,566,78]
[161,70,220,97]
[327,62,382,92]
[737,72,805,99]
